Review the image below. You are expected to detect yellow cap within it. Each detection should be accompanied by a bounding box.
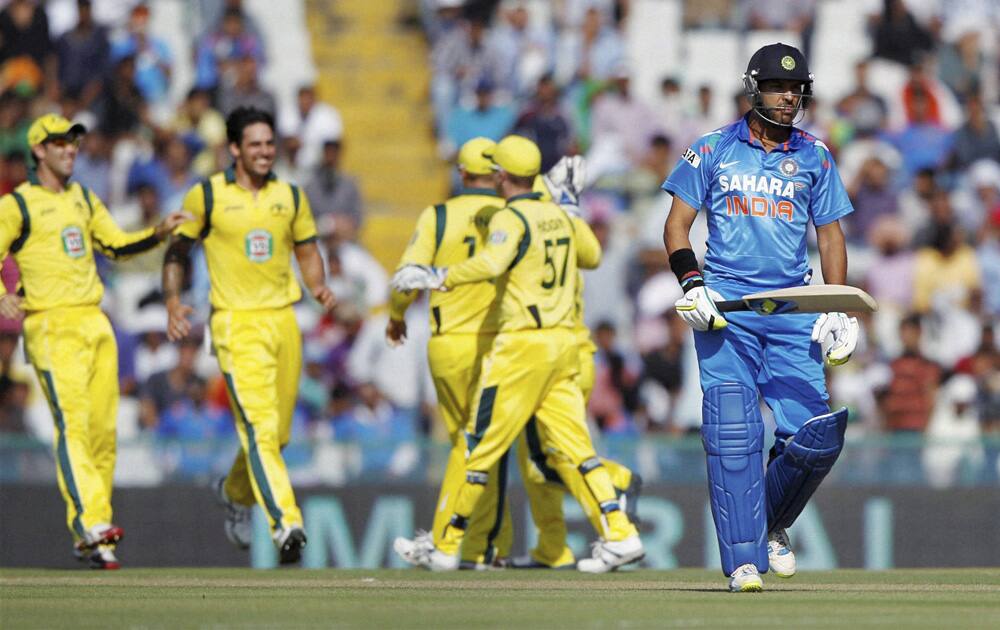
[27,114,87,147]
[457,137,496,175]
[484,135,541,177]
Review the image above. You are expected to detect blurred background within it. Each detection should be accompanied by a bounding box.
[0,0,998,567]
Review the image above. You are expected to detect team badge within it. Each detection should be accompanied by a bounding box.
[61,226,85,258]
[781,55,796,71]
[779,158,799,177]
[270,203,288,216]
[245,229,274,262]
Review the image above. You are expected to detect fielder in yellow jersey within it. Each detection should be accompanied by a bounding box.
[163,107,336,565]
[392,135,644,572]
[0,114,189,569]
[387,137,514,568]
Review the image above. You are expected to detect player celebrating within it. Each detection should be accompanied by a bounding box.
[0,114,190,569]
[163,106,336,564]
[662,43,859,592]
[393,135,643,572]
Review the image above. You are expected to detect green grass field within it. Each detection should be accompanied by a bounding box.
[2,568,998,629]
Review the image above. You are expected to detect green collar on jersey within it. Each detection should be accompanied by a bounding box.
[506,191,542,203]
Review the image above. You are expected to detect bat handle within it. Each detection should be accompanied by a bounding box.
[714,300,745,313]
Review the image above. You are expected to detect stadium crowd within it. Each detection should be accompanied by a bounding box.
[0,0,998,488]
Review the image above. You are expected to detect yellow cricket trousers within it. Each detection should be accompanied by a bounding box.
[24,306,118,544]
[211,306,303,532]
[427,333,512,565]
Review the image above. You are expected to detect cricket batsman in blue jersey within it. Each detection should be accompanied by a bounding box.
[662,43,861,592]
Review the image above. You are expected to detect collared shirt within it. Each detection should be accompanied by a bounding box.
[390,187,506,336]
[663,114,853,290]
[176,167,318,311]
[0,174,158,311]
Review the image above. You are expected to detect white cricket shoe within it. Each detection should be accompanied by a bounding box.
[393,530,435,566]
[576,535,644,573]
[419,548,459,572]
[214,477,252,550]
[729,563,763,592]
[768,528,796,578]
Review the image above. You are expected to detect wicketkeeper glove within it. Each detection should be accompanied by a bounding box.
[811,312,859,366]
[391,264,449,293]
[543,155,586,217]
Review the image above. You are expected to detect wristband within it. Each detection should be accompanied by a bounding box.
[669,248,702,288]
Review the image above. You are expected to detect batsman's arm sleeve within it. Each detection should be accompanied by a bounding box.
[444,209,523,288]
[572,215,601,270]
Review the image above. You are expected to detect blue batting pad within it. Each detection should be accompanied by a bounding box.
[765,407,848,532]
[701,383,768,576]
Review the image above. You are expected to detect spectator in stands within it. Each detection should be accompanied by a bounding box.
[952,159,1000,235]
[937,24,985,101]
[139,335,206,431]
[132,306,178,385]
[0,329,30,434]
[331,382,419,477]
[912,204,981,314]
[589,320,639,434]
[588,65,661,175]
[304,139,363,235]
[897,167,937,235]
[956,324,1000,432]
[870,0,934,67]
[127,133,199,213]
[173,88,228,177]
[682,0,737,29]
[298,344,330,424]
[922,374,983,488]
[442,76,516,157]
[0,0,56,99]
[977,208,1000,317]
[321,216,388,312]
[216,54,276,118]
[948,93,1000,173]
[512,74,575,171]
[72,128,112,202]
[95,54,146,138]
[194,6,265,92]
[865,215,915,311]
[889,84,952,183]
[278,84,343,176]
[846,154,900,243]
[0,91,30,159]
[55,0,110,110]
[487,0,555,100]
[640,312,692,433]
[744,0,816,57]
[110,4,173,109]
[880,313,940,433]
[652,77,685,141]
[200,0,263,43]
[834,60,888,144]
[0,150,28,195]
[555,5,625,85]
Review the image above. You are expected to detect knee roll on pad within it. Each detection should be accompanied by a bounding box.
[766,407,848,532]
[701,383,768,576]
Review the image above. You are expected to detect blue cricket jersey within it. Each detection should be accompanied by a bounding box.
[662,114,853,290]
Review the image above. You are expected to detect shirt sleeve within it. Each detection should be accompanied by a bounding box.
[389,206,438,321]
[292,187,319,244]
[809,142,854,226]
[175,183,206,240]
[662,133,717,211]
[88,191,160,260]
[0,196,23,298]
[444,208,525,288]
[572,216,602,270]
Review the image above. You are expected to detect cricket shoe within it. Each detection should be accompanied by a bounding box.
[768,528,796,578]
[509,554,575,570]
[621,473,643,524]
[87,545,120,570]
[214,477,252,550]
[410,546,459,572]
[73,523,124,556]
[393,530,434,567]
[729,563,763,592]
[274,526,307,564]
[576,535,644,573]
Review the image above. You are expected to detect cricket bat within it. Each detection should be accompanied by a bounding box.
[714,285,878,315]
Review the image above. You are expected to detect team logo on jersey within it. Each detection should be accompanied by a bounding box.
[779,158,799,177]
[61,226,86,258]
[245,229,274,262]
[682,148,701,168]
[270,202,288,216]
[781,55,796,71]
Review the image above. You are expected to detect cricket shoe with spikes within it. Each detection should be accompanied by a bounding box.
[214,477,252,550]
[393,530,435,567]
[768,528,796,577]
[576,535,644,573]
[274,526,307,564]
[408,545,459,572]
[729,563,763,592]
[73,523,124,557]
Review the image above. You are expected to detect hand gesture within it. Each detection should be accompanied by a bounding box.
[155,211,195,240]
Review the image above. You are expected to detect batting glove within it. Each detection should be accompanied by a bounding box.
[811,312,859,366]
[542,155,586,216]
[391,264,449,293]
[675,283,728,332]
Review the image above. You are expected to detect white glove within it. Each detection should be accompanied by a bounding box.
[674,285,728,331]
[391,264,448,292]
[811,312,859,366]
[542,155,586,216]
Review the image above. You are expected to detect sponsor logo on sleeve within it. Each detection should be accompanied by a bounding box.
[682,148,701,169]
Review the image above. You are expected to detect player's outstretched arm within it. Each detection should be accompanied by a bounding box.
[294,240,337,312]
[163,235,195,341]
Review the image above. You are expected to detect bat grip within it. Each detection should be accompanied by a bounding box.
[714,300,745,313]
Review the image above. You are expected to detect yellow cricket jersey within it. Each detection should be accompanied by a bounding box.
[0,176,159,311]
[389,188,505,335]
[443,192,600,333]
[175,168,318,311]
